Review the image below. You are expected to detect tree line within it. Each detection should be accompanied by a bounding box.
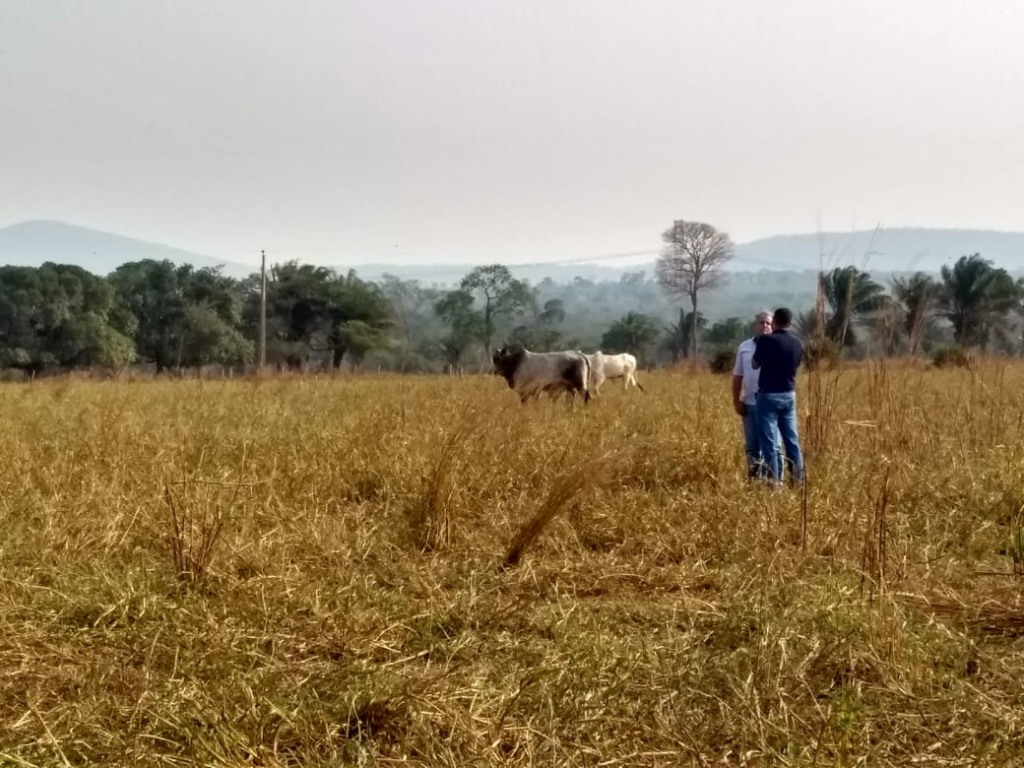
[0,258,667,375]
[1,220,1022,375]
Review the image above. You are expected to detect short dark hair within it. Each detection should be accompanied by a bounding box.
[773,307,793,328]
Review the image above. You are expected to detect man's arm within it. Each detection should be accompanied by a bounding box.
[731,374,745,416]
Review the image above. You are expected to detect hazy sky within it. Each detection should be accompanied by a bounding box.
[3,0,1022,268]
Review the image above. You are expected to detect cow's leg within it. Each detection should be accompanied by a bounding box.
[518,382,539,403]
[566,365,588,406]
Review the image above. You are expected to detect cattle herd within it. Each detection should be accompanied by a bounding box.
[491,344,644,404]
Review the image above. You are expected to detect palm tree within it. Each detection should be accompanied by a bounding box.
[663,310,707,361]
[940,254,1020,348]
[890,272,942,356]
[795,308,823,340]
[819,266,888,347]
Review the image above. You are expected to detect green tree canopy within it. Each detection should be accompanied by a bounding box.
[434,288,483,371]
[703,316,748,351]
[111,260,248,371]
[178,304,254,368]
[247,262,391,369]
[326,271,392,368]
[0,263,136,371]
[601,312,660,362]
[459,264,535,355]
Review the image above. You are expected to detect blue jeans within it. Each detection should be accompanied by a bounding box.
[755,392,805,484]
[742,405,782,480]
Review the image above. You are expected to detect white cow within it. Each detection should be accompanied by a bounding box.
[586,351,645,395]
[492,345,592,404]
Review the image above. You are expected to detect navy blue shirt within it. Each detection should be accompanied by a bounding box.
[752,330,803,393]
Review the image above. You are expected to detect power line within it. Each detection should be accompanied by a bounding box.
[482,249,662,269]
[244,247,663,269]
[227,244,902,282]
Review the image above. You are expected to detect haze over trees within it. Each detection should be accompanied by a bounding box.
[8,220,1024,280]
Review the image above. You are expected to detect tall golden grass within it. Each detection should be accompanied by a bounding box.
[1,363,1023,766]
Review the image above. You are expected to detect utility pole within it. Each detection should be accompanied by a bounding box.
[259,249,267,370]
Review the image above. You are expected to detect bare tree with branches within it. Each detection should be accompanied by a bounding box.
[655,220,734,358]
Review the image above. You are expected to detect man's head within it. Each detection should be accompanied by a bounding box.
[752,310,773,337]
[772,307,793,329]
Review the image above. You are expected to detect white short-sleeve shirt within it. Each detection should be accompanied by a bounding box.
[732,338,760,406]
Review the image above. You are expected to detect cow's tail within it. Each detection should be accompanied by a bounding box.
[633,372,646,393]
[578,353,592,404]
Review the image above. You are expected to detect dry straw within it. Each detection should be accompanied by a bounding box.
[4,370,1024,765]
[504,443,639,568]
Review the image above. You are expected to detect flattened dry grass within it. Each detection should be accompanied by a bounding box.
[1,363,1024,766]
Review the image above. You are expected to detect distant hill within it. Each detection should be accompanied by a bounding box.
[350,227,1024,284]
[0,220,254,279]
[732,227,1024,273]
[3,221,1023,285]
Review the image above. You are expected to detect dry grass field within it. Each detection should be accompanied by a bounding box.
[2,361,1024,766]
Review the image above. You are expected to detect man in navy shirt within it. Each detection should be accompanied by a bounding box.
[731,310,781,480]
[752,307,805,486]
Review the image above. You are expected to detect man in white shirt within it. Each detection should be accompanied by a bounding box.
[731,310,781,479]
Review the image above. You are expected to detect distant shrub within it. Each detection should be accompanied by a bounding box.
[0,368,28,382]
[804,338,842,370]
[708,349,735,375]
[932,345,975,369]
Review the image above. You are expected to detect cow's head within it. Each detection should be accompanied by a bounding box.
[491,344,525,386]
